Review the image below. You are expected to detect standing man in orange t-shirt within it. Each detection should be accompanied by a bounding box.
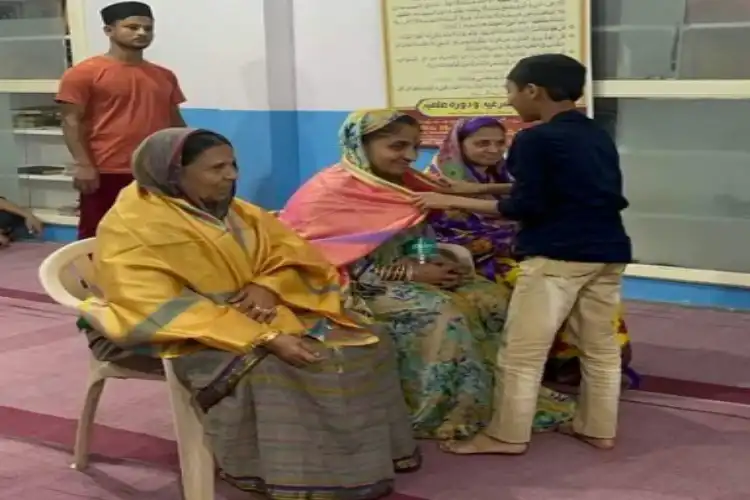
[56,1,186,239]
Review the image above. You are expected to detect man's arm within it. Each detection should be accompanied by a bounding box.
[57,67,100,193]
[0,197,43,235]
[168,70,187,127]
[59,103,94,169]
[56,67,95,169]
[0,197,33,219]
[170,105,186,127]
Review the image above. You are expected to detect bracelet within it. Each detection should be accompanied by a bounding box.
[374,266,385,280]
[374,264,411,282]
[256,330,281,347]
[382,266,392,281]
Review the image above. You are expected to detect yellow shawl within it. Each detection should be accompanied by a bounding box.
[81,131,371,357]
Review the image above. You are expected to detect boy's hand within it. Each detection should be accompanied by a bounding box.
[441,178,487,195]
[413,192,459,211]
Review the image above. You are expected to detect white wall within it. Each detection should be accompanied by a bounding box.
[77,0,386,112]
[80,0,269,111]
[292,0,386,111]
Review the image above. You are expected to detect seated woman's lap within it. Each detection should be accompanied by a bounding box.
[364,280,505,438]
[170,328,417,486]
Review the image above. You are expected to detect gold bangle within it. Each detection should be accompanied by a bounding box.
[256,330,281,347]
[386,266,396,281]
[380,266,389,281]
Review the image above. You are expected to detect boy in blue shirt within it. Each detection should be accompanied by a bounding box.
[420,53,631,455]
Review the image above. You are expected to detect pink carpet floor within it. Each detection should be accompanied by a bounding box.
[1,242,749,499]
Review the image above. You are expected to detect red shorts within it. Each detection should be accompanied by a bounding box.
[77,173,133,240]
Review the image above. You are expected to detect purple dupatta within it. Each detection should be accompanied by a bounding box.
[426,117,518,281]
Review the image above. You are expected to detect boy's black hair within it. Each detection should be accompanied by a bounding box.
[507,53,586,102]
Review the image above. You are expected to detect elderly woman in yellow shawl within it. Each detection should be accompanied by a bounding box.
[77,127,420,499]
[279,110,575,441]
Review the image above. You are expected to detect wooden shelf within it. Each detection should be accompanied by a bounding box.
[0,34,70,42]
[32,208,78,226]
[3,0,86,232]
[19,173,71,182]
[0,79,59,93]
[14,127,63,136]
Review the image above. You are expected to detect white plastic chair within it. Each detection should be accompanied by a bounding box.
[38,238,215,500]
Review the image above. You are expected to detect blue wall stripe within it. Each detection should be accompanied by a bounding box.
[623,277,750,311]
[38,108,750,311]
[41,224,76,243]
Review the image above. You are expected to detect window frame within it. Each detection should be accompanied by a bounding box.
[595,80,750,100]
[595,79,750,286]
[0,0,87,94]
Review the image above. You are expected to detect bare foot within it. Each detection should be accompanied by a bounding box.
[557,423,615,450]
[440,433,528,455]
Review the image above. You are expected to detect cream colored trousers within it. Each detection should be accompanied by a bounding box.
[485,257,625,443]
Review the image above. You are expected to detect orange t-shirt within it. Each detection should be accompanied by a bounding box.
[56,55,186,174]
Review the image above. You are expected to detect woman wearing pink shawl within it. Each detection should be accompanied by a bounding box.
[280,110,575,440]
[426,117,637,389]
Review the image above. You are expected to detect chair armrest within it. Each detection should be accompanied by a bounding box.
[437,243,475,272]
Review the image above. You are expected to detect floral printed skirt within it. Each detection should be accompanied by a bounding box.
[364,277,576,440]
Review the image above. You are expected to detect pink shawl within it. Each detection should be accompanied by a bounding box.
[279,163,440,268]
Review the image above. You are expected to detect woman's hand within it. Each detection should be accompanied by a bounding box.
[228,283,279,323]
[265,334,321,367]
[434,254,473,276]
[412,260,463,288]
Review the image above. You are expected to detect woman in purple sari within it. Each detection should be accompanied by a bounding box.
[426,117,638,389]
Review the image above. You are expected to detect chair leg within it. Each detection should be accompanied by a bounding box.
[71,373,107,470]
[163,360,215,500]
